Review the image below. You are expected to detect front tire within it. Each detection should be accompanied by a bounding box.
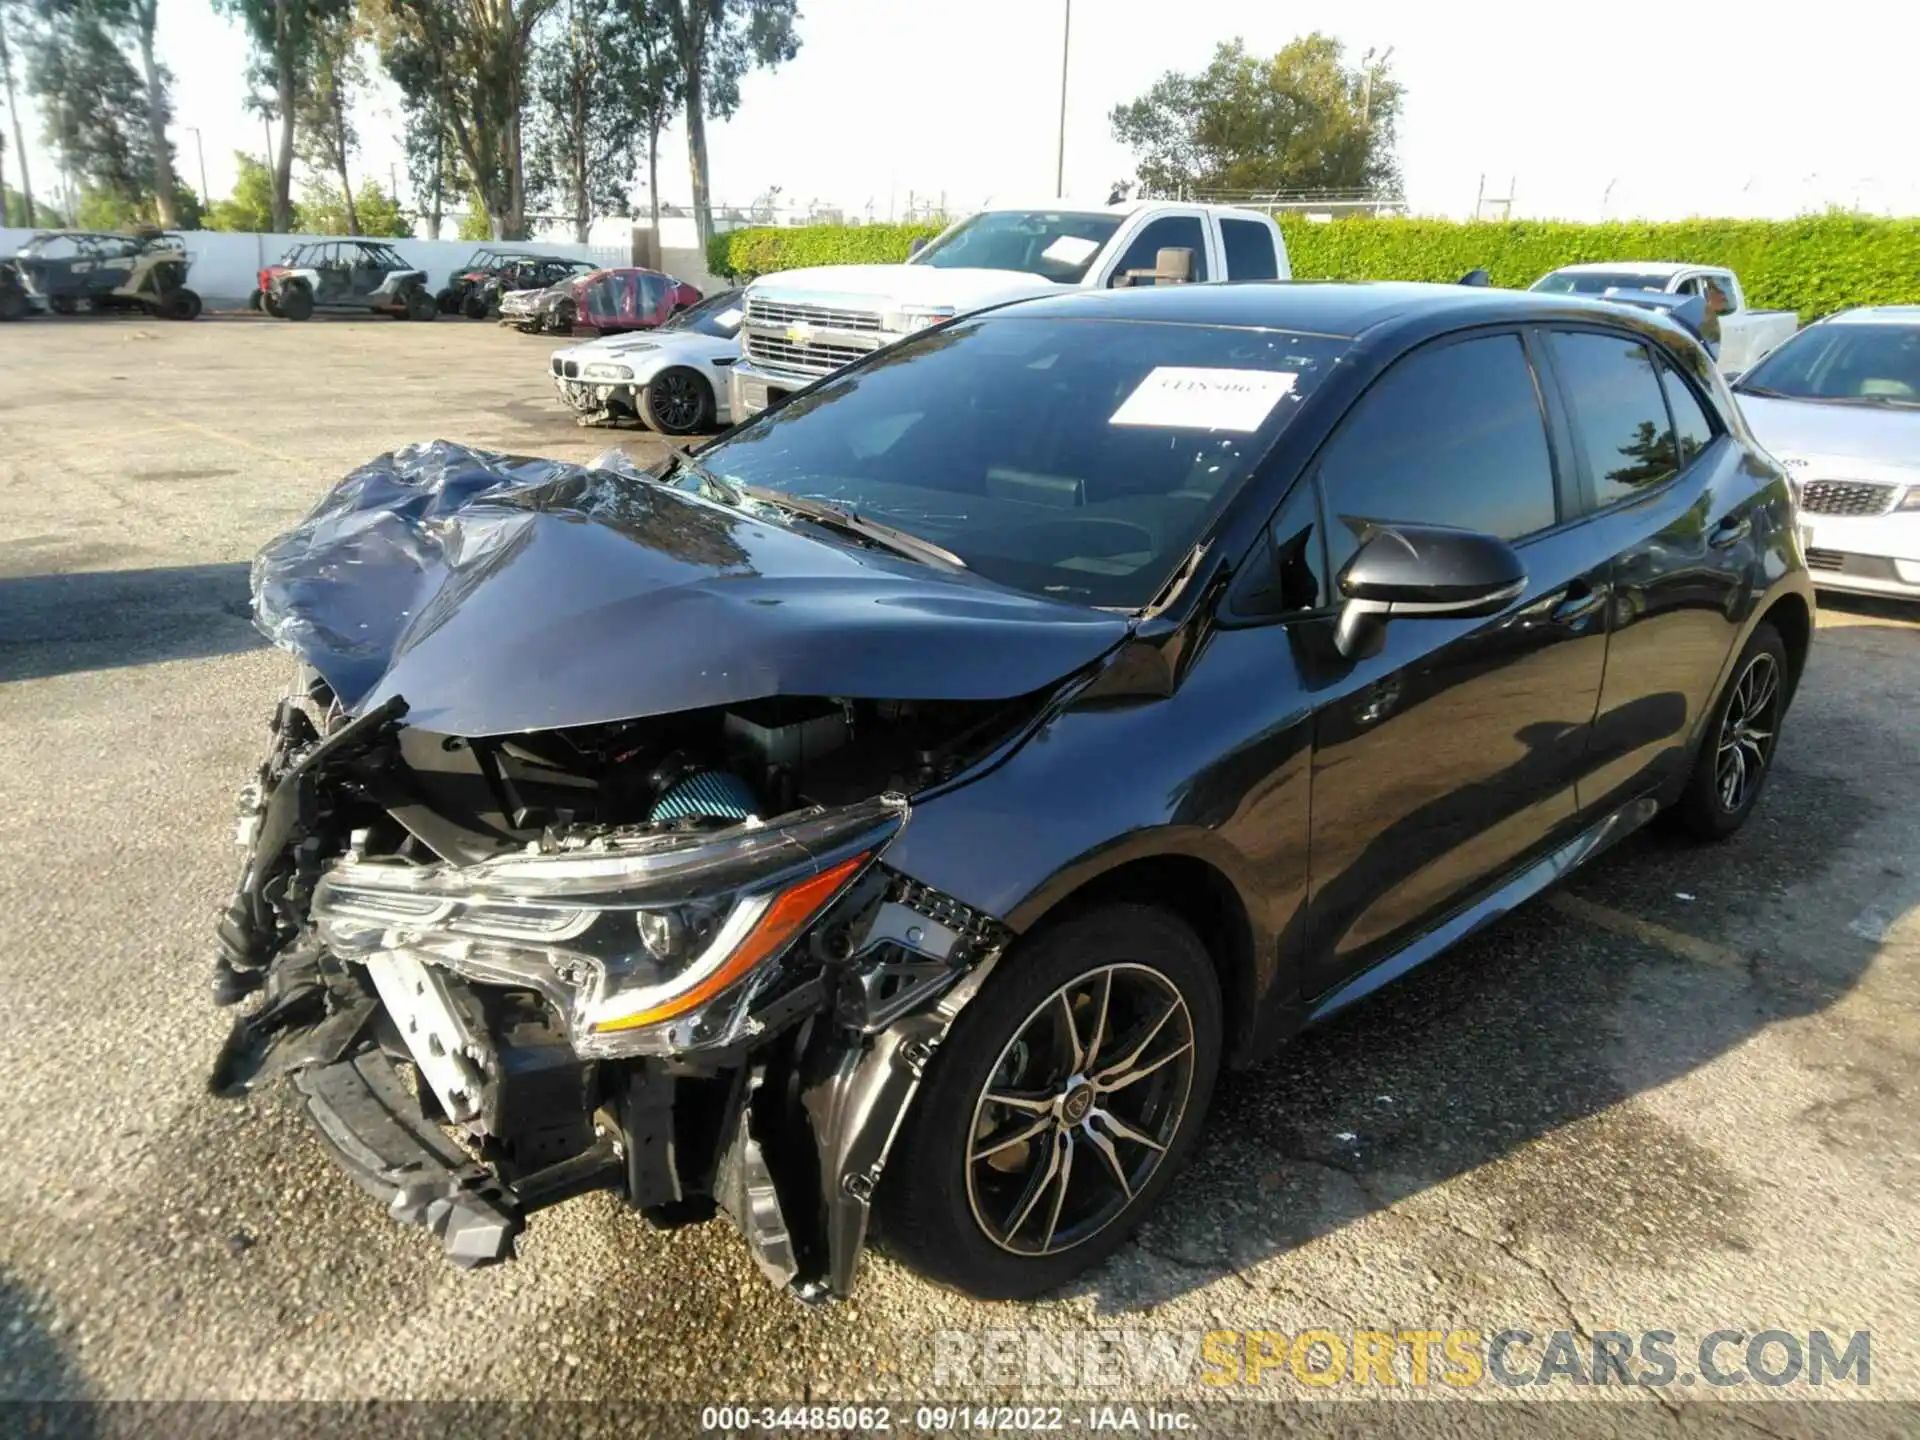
[876,904,1222,1300]
[48,296,78,316]
[548,299,577,335]
[639,367,715,435]
[405,287,437,322]
[1671,621,1788,839]
[462,292,490,321]
[277,284,313,322]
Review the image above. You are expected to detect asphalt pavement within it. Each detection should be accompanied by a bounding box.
[0,312,1916,1434]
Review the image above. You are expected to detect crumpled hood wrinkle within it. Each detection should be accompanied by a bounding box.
[252,442,1131,737]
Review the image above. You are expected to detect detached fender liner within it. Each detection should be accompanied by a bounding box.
[291,1047,618,1268]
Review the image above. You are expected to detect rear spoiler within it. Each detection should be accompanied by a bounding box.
[1598,287,1709,345]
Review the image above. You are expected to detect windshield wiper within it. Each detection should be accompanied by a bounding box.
[738,484,968,571]
[1733,383,1790,398]
[663,454,966,571]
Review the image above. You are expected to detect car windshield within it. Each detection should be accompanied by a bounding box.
[1531,270,1673,296]
[682,315,1347,608]
[661,289,744,337]
[1735,323,1920,407]
[909,211,1124,283]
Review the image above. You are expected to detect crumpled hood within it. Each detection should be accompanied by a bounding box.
[752,263,1064,313]
[252,442,1130,736]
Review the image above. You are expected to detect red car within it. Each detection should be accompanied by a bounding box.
[512,267,702,335]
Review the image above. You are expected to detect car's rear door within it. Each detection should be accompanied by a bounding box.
[1533,326,1753,815]
[1301,329,1613,997]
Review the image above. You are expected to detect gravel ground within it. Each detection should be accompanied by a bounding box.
[0,311,1916,1435]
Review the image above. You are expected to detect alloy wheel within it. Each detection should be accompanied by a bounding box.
[650,371,704,431]
[965,963,1195,1257]
[1715,651,1780,813]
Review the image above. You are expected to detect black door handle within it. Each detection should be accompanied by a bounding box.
[1708,514,1751,549]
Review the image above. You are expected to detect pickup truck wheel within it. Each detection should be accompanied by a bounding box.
[874,905,1222,1300]
[639,367,714,435]
[277,285,314,322]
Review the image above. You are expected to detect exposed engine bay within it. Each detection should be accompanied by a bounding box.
[207,443,1115,1299]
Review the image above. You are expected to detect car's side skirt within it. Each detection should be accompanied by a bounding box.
[1301,793,1661,1026]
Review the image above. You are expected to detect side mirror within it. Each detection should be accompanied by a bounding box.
[1112,246,1196,288]
[907,236,929,259]
[1333,524,1527,659]
[1458,268,1491,287]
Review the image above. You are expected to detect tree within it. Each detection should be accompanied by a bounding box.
[1111,35,1403,200]
[206,150,288,230]
[216,0,350,232]
[618,0,679,236]
[400,82,466,239]
[4,181,61,224]
[302,174,407,235]
[126,0,179,224]
[295,4,361,231]
[364,0,557,241]
[0,0,35,228]
[22,0,177,224]
[527,0,635,242]
[659,0,799,247]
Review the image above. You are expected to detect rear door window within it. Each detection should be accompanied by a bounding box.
[1546,331,1683,508]
[1659,362,1717,465]
[1316,333,1559,576]
[1219,219,1280,280]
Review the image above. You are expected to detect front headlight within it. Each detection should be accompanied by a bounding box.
[884,306,954,336]
[314,794,906,1057]
[1898,485,1920,512]
[583,362,633,380]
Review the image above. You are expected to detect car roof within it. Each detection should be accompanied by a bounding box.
[1546,261,1712,277]
[989,279,1695,342]
[1820,305,1920,326]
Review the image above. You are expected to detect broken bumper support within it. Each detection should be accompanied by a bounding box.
[292,1046,620,1268]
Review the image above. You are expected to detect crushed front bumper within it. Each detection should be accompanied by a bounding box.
[209,700,1011,1297]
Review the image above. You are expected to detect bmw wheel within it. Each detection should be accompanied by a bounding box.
[639,367,714,435]
[1673,621,1788,839]
[876,904,1221,1299]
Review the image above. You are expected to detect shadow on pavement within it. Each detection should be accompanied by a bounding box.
[0,563,265,684]
[0,1271,89,1406]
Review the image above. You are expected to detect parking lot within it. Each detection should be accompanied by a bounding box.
[1,313,1918,1427]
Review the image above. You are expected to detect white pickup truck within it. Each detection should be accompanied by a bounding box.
[1529,262,1799,376]
[728,200,1291,419]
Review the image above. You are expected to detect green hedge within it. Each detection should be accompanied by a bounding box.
[711,213,1920,322]
[709,222,943,282]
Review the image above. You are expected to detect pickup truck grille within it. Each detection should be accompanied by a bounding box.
[1798,480,1896,517]
[744,332,872,377]
[745,298,884,333]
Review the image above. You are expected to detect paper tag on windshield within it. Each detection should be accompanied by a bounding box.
[714,307,743,327]
[1042,234,1101,266]
[1109,367,1297,432]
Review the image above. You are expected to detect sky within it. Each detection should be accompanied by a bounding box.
[8,0,1920,233]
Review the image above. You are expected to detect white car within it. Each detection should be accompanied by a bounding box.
[549,288,744,434]
[1734,306,1920,603]
[1530,262,1798,376]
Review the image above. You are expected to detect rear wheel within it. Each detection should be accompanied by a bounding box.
[247,289,263,312]
[1671,622,1788,839]
[277,284,314,322]
[0,287,25,322]
[876,905,1222,1300]
[263,291,284,319]
[639,367,714,435]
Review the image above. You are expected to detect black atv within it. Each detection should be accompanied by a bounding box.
[462,254,597,320]
[435,247,543,316]
[11,227,202,319]
[264,239,438,321]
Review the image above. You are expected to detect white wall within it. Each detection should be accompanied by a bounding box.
[0,228,628,305]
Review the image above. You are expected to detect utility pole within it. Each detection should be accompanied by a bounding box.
[186,127,210,211]
[1054,0,1071,197]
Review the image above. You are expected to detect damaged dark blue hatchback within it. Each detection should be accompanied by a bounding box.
[213,282,1812,1302]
